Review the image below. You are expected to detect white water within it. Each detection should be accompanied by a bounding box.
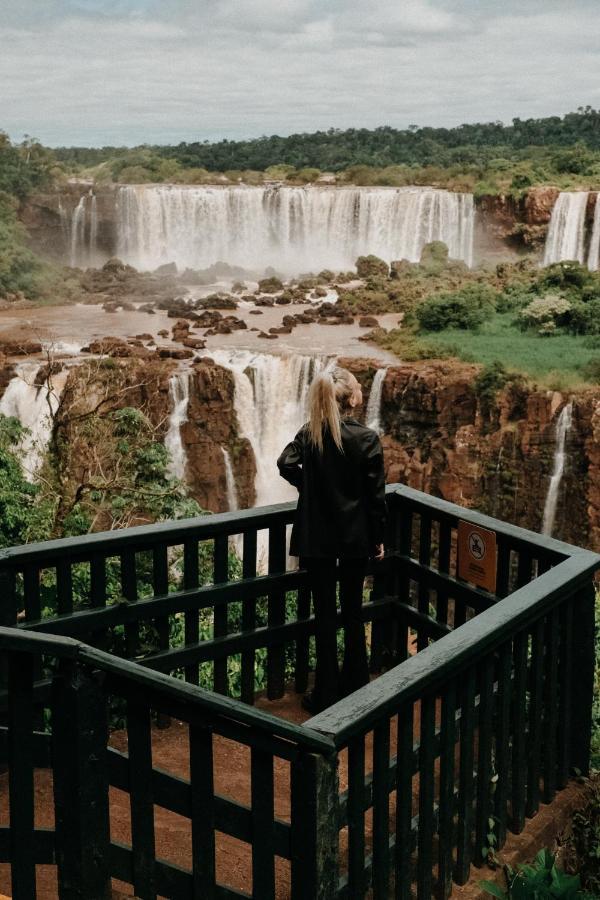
[211,350,329,507]
[222,447,239,512]
[544,191,596,266]
[365,368,387,435]
[65,189,100,267]
[114,184,474,273]
[165,371,191,481]
[0,363,61,479]
[588,194,600,271]
[541,402,573,536]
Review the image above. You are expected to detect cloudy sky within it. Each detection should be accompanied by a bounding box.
[2,0,599,147]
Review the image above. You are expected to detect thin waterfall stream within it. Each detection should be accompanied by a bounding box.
[365,367,387,435]
[165,370,191,481]
[541,402,573,536]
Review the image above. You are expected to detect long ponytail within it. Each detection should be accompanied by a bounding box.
[308,367,357,452]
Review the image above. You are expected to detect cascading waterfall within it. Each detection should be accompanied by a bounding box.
[211,350,329,507]
[543,191,600,267]
[541,402,573,536]
[65,189,99,267]
[165,371,191,481]
[588,195,600,271]
[0,363,61,479]
[221,447,239,511]
[115,184,474,273]
[365,368,388,435]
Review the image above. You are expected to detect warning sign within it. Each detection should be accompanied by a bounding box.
[457,520,497,593]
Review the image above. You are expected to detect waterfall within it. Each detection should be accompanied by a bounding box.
[365,368,387,435]
[588,194,600,271]
[222,447,239,511]
[67,189,99,267]
[211,350,329,507]
[0,363,61,479]
[541,402,573,536]
[115,184,474,273]
[165,371,191,481]
[543,192,591,266]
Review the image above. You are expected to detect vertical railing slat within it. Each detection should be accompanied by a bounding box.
[372,719,391,899]
[295,577,311,696]
[56,558,73,616]
[494,641,512,848]
[475,656,494,867]
[190,723,216,899]
[8,651,36,900]
[416,693,436,899]
[183,538,200,685]
[511,631,528,833]
[120,550,139,659]
[241,529,258,704]
[267,524,286,700]
[251,748,275,900]
[347,735,366,898]
[436,519,451,627]
[395,704,414,900]
[438,682,457,899]
[417,515,432,651]
[455,667,476,884]
[152,543,170,653]
[543,606,560,803]
[213,534,229,695]
[526,618,545,818]
[127,699,156,899]
[90,553,108,651]
[395,506,413,664]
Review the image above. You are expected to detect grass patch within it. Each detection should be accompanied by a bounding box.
[378,313,600,388]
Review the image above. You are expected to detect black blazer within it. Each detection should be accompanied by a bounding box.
[277,418,387,559]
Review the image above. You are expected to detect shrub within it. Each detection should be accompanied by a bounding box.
[540,261,591,291]
[480,848,593,898]
[416,284,497,332]
[568,299,600,336]
[518,294,572,331]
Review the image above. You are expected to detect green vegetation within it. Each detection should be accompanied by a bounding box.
[480,848,594,899]
[49,107,600,192]
[371,258,600,387]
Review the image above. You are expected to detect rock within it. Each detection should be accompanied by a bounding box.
[523,187,560,225]
[182,337,206,350]
[269,326,292,334]
[254,297,275,307]
[275,293,292,305]
[200,294,238,310]
[139,304,156,314]
[249,309,263,315]
[158,329,169,338]
[84,337,152,359]
[135,333,154,342]
[359,316,379,328]
[231,281,246,293]
[154,262,178,276]
[258,276,284,294]
[258,331,278,339]
[167,307,199,321]
[0,339,43,356]
[34,362,63,385]
[158,348,194,360]
[356,255,389,278]
[313,286,328,298]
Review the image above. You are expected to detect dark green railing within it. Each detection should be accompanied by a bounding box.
[0,485,597,899]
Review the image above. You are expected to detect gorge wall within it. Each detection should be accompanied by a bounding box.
[27,353,600,553]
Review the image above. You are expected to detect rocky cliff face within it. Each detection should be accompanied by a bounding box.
[347,359,598,552]
[53,356,256,516]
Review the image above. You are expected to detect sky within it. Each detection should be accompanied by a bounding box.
[2,0,599,147]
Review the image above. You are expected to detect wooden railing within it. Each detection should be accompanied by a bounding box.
[0,485,597,899]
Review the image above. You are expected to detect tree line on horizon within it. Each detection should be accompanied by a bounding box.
[50,106,600,172]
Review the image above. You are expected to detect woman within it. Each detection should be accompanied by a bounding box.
[277,366,387,713]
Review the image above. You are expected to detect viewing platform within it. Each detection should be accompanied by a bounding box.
[0,485,597,899]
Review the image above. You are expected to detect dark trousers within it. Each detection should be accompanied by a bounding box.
[304,557,369,711]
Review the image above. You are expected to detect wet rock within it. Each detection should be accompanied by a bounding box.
[356,255,389,278]
[0,339,43,356]
[257,276,284,294]
[249,309,263,315]
[258,331,278,339]
[182,337,206,350]
[135,333,154,342]
[154,262,178,276]
[139,303,156,314]
[84,337,152,359]
[199,294,238,310]
[269,326,292,335]
[158,347,194,360]
[254,296,275,307]
[35,362,64,385]
[359,316,379,328]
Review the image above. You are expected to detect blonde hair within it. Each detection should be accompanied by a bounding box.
[308,366,357,452]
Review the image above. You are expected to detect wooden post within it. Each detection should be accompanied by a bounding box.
[52,660,111,900]
[568,583,595,775]
[291,750,339,900]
